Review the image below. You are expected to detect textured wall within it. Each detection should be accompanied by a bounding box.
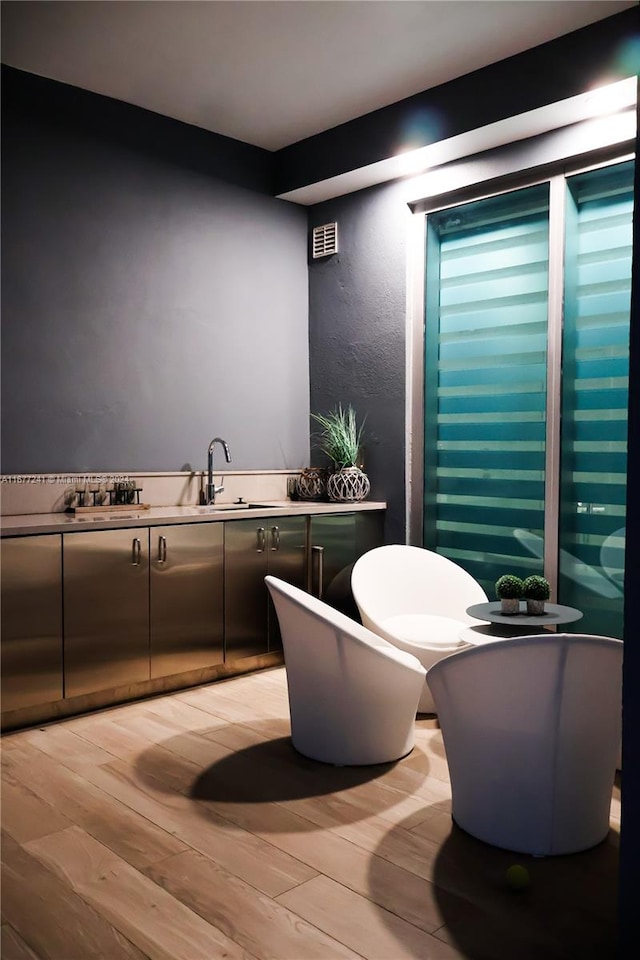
[308,181,412,542]
[1,70,310,474]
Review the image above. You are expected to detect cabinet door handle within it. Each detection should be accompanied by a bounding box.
[256,527,266,553]
[157,535,167,564]
[312,545,325,599]
[271,526,280,551]
[131,538,142,566]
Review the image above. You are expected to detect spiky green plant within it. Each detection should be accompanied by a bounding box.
[495,574,524,600]
[311,404,365,468]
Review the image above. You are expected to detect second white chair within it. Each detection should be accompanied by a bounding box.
[428,633,623,855]
[351,545,488,712]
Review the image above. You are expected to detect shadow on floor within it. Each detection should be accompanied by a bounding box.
[189,734,405,804]
[132,718,430,830]
[368,800,619,960]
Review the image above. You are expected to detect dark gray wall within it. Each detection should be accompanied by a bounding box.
[309,181,411,542]
[1,70,310,474]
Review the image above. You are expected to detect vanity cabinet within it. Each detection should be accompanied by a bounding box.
[224,516,307,660]
[63,529,150,697]
[1,505,384,729]
[64,524,225,695]
[0,535,63,711]
[150,523,224,678]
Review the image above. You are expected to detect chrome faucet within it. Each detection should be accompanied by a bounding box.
[205,437,231,504]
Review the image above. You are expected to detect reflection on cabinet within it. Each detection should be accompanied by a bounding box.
[63,529,150,697]
[225,517,307,660]
[309,512,384,617]
[0,535,63,711]
[150,523,224,678]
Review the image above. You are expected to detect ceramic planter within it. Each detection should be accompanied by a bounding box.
[526,599,546,615]
[500,598,520,615]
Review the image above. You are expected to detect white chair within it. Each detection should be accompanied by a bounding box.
[351,545,488,713]
[265,575,426,765]
[428,633,623,856]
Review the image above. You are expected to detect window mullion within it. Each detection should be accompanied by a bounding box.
[543,175,567,602]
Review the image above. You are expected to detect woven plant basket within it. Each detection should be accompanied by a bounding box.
[295,467,327,501]
[327,467,370,503]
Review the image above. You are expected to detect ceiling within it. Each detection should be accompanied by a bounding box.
[1,0,636,152]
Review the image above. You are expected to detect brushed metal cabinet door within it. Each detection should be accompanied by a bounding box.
[63,529,150,697]
[224,519,268,661]
[309,513,384,612]
[150,523,224,678]
[266,516,307,651]
[309,514,358,597]
[1,535,63,711]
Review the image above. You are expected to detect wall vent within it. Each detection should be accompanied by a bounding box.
[312,222,338,258]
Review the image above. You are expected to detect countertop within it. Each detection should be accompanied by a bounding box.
[0,500,386,537]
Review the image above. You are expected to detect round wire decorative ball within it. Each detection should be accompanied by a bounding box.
[327,467,370,502]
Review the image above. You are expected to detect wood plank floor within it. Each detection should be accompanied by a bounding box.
[1,667,620,960]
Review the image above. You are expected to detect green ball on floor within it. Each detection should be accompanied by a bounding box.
[505,864,530,890]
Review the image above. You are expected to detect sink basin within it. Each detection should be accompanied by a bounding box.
[195,503,249,513]
[194,503,268,513]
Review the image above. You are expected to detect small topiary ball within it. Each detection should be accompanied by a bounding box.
[522,575,550,600]
[495,574,524,600]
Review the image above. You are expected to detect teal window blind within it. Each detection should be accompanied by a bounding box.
[559,160,634,637]
[424,184,550,595]
[422,160,634,635]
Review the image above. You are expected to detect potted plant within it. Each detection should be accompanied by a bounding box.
[522,575,550,615]
[495,574,524,615]
[311,404,370,502]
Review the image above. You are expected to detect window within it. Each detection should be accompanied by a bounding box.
[420,158,634,637]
